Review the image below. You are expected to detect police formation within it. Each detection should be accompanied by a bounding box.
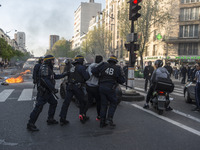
[27,55,126,131]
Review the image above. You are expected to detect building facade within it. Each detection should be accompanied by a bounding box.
[49,35,59,50]
[72,0,101,50]
[15,32,26,52]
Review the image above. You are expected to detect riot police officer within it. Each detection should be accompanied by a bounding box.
[92,55,126,128]
[59,55,90,125]
[143,61,154,91]
[27,55,67,131]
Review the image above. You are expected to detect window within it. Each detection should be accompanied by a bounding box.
[180,7,199,21]
[178,43,198,55]
[179,24,199,38]
[181,0,200,3]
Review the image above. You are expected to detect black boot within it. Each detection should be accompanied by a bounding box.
[100,118,108,128]
[107,118,116,129]
[27,123,39,131]
[46,118,58,125]
[60,118,69,126]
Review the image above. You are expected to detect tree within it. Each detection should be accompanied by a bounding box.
[46,38,72,58]
[118,0,176,68]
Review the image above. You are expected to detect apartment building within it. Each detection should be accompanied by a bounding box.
[145,0,200,67]
[72,0,101,50]
[49,35,59,50]
[15,32,26,52]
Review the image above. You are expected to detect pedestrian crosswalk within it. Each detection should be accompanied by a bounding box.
[134,85,185,97]
[0,88,35,103]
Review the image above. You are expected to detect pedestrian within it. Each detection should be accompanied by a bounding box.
[143,61,154,91]
[192,63,200,111]
[59,55,90,125]
[27,55,67,131]
[181,65,187,84]
[190,64,197,83]
[123,61,129,88]
[92,55,126,128]
[174,67,179,79]
[164,62,173,77]
[86,55,103,121]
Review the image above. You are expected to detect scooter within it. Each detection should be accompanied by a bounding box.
[151,90,173,115]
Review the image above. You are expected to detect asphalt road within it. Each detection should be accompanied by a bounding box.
[0,71,200,150]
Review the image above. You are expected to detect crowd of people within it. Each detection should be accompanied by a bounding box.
[27,54,126,131]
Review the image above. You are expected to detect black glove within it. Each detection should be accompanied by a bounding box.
[53,89,58,94]
[62,71,68,77]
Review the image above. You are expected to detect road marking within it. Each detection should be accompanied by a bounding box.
[18,89,33,101]
[0,139,18,146]
[172,109,200,123]
[131,104,200,137]
[134,87,183,97]
[0,89,14,102]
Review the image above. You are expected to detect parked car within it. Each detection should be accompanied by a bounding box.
[184,82,196,103]
[23,58,38,71]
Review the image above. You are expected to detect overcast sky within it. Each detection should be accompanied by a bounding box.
[0,0,105,56]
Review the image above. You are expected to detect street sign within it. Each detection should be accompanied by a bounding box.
[126,33,138,43]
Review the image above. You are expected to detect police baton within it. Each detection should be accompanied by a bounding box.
[120,84,134,89]
[40,78,59,100]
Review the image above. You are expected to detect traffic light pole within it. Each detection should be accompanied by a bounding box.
[127,20,135,89]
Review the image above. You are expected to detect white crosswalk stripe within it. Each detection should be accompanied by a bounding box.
[0,88,34,102]
[0,89,14,102]
[134,87,184,97]
[18,89,33,101]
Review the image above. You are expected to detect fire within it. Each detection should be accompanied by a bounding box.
[6,76,23,83]
[5,70,31,84]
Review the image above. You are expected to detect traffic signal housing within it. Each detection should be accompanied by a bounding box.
[129,0,142,21]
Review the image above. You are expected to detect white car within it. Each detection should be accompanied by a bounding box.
[23,58,38,71]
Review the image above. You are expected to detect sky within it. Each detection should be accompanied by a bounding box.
[0,0,105,56]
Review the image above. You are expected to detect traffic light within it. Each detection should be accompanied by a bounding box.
[130,52,138,65]
[129,0,142,21]
[125,43,139,51]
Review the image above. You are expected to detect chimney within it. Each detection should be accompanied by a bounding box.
[90,0,94,3]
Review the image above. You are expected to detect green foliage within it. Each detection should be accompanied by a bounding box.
[0,38,27,61]
[46,38,77,58]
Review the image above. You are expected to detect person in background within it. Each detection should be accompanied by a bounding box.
[192,63,200,111]
[143,61,154,92]
[164,62,173,77]
[181,65,187,84]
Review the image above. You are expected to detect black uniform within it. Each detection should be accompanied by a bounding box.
[143,65,154,91]
[27,55,66,131]
[92,59,126,128]
[59,58,90,125]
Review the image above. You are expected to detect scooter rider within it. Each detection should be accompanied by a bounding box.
[27,55,67,131]
[59,55,90,125]
[143,59,173,111]
[92,55,126,128]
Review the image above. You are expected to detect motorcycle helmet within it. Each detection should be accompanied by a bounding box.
[154,59,163,68]
[107,55,118,63]
[44,55,55,65]
[74,55,84,64]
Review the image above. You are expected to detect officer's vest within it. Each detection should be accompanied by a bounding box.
[40,64,55,85]
[68,64,85,83]
[99,63,117,83]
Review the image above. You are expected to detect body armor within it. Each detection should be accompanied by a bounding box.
[68,64,85,83]
[99,63,117,83]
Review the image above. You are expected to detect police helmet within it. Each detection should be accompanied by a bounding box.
[148,61,152,66]
[74,55,84,64]
[154,59,163,68]
[43,55,55,64]
[38,56,44,64]
[107,55,118,63]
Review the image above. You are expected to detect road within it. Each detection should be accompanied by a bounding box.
[0,70,200,150]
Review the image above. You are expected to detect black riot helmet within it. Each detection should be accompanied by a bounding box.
[154,59,163,68]
[38,56,44,64]
[107,55,118,64]
[148,61,152,66]
[74,55,84,64]
[64,58,72,65]
[43,55,55,65]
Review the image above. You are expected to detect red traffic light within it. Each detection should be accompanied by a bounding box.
[133,0,142,4]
